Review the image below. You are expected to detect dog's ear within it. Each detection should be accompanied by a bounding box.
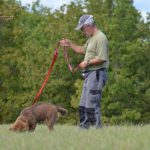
[17,116,28,124]
[22,122,29,131]
[17,120,29,132]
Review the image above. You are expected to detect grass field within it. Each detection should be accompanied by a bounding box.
[0,124,150,150]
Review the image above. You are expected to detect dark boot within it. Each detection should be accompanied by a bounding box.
[83,108,96,129]
[79,106,90,129]
[79,106,85,124]
[84,107,102,129]
[87,108,96,125]
[95,106,102,128]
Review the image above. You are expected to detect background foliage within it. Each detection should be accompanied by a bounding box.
[0,0,150,124]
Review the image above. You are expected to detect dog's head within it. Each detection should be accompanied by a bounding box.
[9,117,29,132]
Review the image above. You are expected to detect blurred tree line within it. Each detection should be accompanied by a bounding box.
[0,0,149,124]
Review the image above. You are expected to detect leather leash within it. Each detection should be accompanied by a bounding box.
[63,46,80,74]
[32,43,79,105]
[32,43,59,105]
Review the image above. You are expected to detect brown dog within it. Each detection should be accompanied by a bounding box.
[9,103,67,132]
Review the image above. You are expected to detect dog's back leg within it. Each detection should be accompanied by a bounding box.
[46,112,58,131]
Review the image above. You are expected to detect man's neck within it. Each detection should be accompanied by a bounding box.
[92,26,98,36]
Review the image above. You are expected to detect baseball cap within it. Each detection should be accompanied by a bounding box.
[75,14,94,30]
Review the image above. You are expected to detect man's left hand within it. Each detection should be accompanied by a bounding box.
[79,61,89,69]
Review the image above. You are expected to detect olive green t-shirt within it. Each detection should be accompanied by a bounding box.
[83,30,109,70]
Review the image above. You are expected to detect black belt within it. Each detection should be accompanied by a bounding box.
[82,68,106,73]
[97,68,106,71]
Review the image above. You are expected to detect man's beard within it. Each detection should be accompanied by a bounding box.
[85,33,91,37]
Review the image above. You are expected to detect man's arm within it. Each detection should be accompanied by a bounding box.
[88,58,106,65]
[79,58,106,69]
[69,42,85,54]
[60,39,85,54]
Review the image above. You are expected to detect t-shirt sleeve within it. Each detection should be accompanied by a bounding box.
[95,38,108,61]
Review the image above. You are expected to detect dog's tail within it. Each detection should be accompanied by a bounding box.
[56,106,67,116]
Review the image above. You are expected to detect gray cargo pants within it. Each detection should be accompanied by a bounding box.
[79,68,107,128]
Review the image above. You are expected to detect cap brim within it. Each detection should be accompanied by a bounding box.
[75,24,83,30]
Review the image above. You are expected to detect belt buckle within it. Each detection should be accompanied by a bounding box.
[81,69,88,78]
[82,72,86,78]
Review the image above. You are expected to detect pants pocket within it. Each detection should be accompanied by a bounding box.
[86,90,101,108]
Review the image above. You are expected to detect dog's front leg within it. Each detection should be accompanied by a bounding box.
[29,124,36,131]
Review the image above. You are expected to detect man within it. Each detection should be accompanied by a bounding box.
[60,14,109,128]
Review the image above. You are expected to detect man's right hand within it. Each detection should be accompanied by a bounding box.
[59,38,70,47]
[59,38,85,54]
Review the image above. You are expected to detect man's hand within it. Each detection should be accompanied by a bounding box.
[59,38,70,47]
[59,38,85,54]
[79,60,89,69]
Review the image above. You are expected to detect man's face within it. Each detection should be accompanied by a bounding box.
[81,25,93,37]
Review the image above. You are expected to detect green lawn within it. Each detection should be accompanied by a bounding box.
[0,124,150,150]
